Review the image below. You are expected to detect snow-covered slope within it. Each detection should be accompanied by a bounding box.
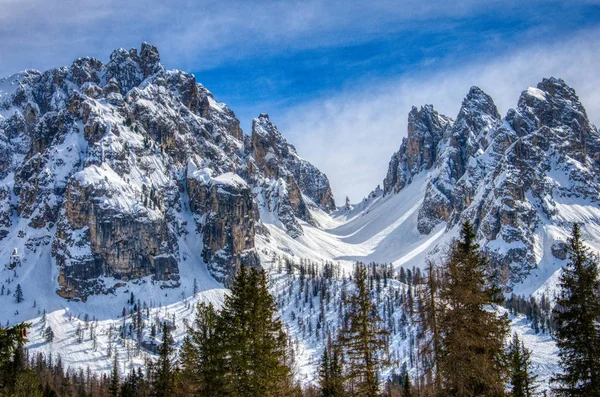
[264,78,600,302]
[1,43,596,389]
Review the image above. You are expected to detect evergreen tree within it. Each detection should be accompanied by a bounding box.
[218,265,295,396]
[552,223,600,396]
[402,372,412,397]
[319,348,332,396]
[179,302,223,396]
[109,352,120,397]
[438,222,509,397]
[44,326,54,343]
[507,333,537,397]
[0,323,29,395]
[13,368,43,397]
[338,262,387,397]
[318,341,345,397]
[14,283,23,303]
[417,260,441,394]
[152,322,175,397]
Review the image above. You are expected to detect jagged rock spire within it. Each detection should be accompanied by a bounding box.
[383,104,452,194]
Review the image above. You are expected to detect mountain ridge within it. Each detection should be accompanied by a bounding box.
[1,43,599,388]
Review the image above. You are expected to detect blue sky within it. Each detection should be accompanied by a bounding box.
[195,1,600,130]
[2,0,600,202]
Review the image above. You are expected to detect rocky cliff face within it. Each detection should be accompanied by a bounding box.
[247,114,335,237]
[0,43,334,299]
[383,105,452,194]
[187,167,258,285]
[383,78,600,285]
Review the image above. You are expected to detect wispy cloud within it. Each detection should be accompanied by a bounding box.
[277,28,600,204]
[0,0,578,75]
[1,0,599,207]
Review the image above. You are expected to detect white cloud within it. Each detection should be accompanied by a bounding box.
[0,0,596,207]
[0,0,554,75]
[277,28,600,204]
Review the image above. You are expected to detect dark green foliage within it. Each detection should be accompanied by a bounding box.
[438,222,509,397]
[178,302,223,396]
[401,372,412,397]
[552,223,600,396]
[507,333,537,397]
[121,368,150,397]
[318,340,345,397]
[221,265,295,396]
[0,323,30,395]
[179,265,296,397]
[14,283,24,303]
[152,322,175,397]
[109,351,120,397]
[416,260,442,394]
[338,262,388,397]
[44,326,54,343]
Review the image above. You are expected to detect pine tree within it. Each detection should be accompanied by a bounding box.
[0,323,29,395]
[318,340,345,397]
[507,333,538,397]
[13,368,43,397]
[416,260,441,394]
[109,352,120,397]
[14,283,23,303]
[552,223,600,396]
[338,262,388,397]
[179,302,223,396]
[437,222,509,397]
[152,322,175,397]
[319,348,332,396]
[218,265,295,396]
[402,371,412,397]
[44,326,54,343]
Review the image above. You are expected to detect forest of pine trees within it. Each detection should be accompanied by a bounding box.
[1,223,600,396]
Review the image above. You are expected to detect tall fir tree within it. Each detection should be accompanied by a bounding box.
[402,372,413,397]
[338,262,388,397]
[507,333,537,397]
[217,265,295,396]
[0,323,29,395]
[152,322,175,397]
[552,223,600,396]
[109,352,120,397]
[14,283,23,303]
[178,302,223,396]
[416,260,441,395]
[318,338,345,397]
[438,222,509,397]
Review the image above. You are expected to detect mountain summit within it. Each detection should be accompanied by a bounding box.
[1,44,599,388]
[0,43,335,300]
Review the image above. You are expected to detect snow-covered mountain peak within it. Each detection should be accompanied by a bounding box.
[1,44,595,387]
[516,77,594,136]
[453,85,501,145]
[375,77,600,289]
[0,43,336,302]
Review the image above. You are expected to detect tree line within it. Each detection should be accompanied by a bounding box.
[2,222,600,396]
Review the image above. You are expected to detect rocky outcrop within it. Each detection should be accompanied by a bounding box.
[249,114,335,236]
[187,167,259,285]
[417,86,501,234]
[384,105,452,194]
[104,43,164,94]
[0,43,332,298]
[55,168,178,300]
[382,78,600,285]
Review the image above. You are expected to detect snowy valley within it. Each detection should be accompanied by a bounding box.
[2,43,600,391]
